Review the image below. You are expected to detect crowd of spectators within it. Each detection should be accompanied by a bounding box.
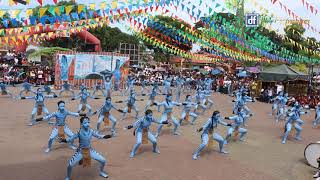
[0,50,55,85]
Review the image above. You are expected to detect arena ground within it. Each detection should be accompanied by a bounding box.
[0,87,317,180]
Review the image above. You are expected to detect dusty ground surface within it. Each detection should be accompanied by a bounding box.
[0,86,317,180]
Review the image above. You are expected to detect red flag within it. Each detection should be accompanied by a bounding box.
[310,6,314,13]
[37,0,43,6]
[271,0,277,4]
[53,0,58,4]
[306,2,309,10]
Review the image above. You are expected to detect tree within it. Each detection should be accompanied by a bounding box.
[89,26,140,52]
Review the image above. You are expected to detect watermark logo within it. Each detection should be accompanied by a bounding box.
[245,13,259,27]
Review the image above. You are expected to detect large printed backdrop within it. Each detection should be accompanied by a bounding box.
[54,52,129,89]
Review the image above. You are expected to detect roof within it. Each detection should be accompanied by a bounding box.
[258,64,308,81]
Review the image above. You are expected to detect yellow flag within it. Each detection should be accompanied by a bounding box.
[11,37,16,42]
[65,5,73,15]
[26,0,30,4]
[39,7,47,17]
[111,0,118,9]
[17,36,23,41]
[78,4,84,14]
[9,0,15,6]
[4,37,8,44]
[26,9,33,17]
[55,6,60,16]
[25,35,30,41]
[0,10,6,18]
[48,32,54,38]
[100,2,107,10]
[89,3,95,10]
[10,9,22,18]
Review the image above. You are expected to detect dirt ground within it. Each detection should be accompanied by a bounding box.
[0,86,317,180]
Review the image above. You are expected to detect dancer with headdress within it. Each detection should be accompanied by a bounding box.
[21,88,57,126]
[126,109,168,158]
[59,81,75,97]
[154,94,182,137]
[192,110,231,160]
[92,81,106,97]
[224,107,250,144]
[0,80,14,98]
[179,95,198,125]
[72,88,96,115]
[18,79,34,98]
[64,116,112,180]
[95,97,123,136]
[35,101,85,153]
[281,102,307,144]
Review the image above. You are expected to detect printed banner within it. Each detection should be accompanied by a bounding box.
[55,53,129,80]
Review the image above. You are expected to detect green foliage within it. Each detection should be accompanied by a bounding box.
[28,47,70,58]
[290,63,308,73]
[32,1,77,17]
[89,26,140,51]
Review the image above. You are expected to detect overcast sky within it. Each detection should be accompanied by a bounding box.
[0,0,319,40]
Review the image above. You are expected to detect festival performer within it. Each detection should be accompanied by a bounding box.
[313,103,320,128]
[21,88,57,126]
[18,79,34,98]
[72,88,95,115]
[0,80,14,98]
[275,93,289,122]
[175,76,184,103]
[123,75,135,96]
[96,97,123,136]
[193,88,207,114]
[154,94,182,137]
[281,102,307,144]
[80,83,87,91]
[224,107,250,144]
[102,75,112,97]
[140,77,147,94]
[121,89,140,120]
[163,76,172,95]
[179,95,198,125]
[43,83,58,96]
[144,82,162,112]
[232,92,254,116]
[64,116,112,180]
[271,91,283,116]
[92,81,106,97]
[113,59,122,91]
[204,77,213,91]
[203,89,214,110]
[59,81,75,97]
[125,109,168,158]
[192,111,231,160]
[35,101,85,153]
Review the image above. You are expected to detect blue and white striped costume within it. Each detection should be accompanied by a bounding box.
[282,106,306,144]
[129,116,162,158]
[155,99,181,137]
[65,128,108,180]
[193,115,229,160]
[180,99,198,125]
[225,110,248,143]
[43,110,80,152]
[96,101,118,135]
[313,105,320,128]
[59,82,75,97]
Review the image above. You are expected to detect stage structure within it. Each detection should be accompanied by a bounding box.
[54,51,129,89]
[119,43,143,65]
